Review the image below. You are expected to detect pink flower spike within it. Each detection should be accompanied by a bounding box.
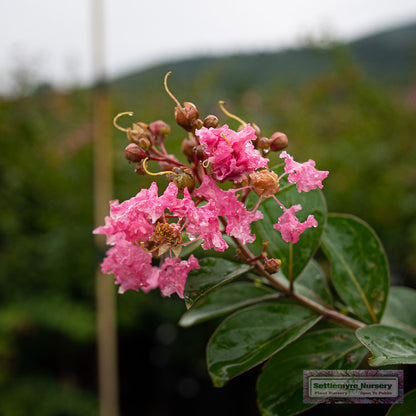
[280,151,329,192]
[158,255,200,298]
[273,204,318,244]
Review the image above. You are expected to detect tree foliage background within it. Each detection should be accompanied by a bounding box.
[0,22,415,415]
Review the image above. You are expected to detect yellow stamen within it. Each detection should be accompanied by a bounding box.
[164,72,181,108]
[113,111,134,132]
[142,157,179,177]
[220,132,231,145]
[218,101,247,127]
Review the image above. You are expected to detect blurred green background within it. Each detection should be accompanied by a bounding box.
[0,22,415,415]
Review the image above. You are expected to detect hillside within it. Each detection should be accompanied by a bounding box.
[109,21,416,104]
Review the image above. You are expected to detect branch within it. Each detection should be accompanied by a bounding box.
[234,240,365,330]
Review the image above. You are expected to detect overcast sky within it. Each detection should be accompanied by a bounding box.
[1,0,416,94]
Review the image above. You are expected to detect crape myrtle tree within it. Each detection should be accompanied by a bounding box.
[94,73,416,415]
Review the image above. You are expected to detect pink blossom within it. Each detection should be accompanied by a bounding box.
[280,151,328,192]
[186,204,229,251]
[195,176,263,244]
[100,237,159,294]
[273,204,318,243]
[93,182,195,245]
[158,255,200,298]
[196,124,268,183]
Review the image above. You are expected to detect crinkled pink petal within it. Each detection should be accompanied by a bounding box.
[196,124,268,183]
[186,203,228,252]
[280,151,329,192]
[100,237,159,294]
[158,255,200,298]
[226,208,263,244]
[273,204,318,243]
[195,176,262,244]
[93,182,197,245]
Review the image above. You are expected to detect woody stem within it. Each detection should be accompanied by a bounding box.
[232,238,366,330]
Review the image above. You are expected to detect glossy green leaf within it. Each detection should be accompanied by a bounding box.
[274,259,332,307]
[183,257,252,309]
[386,389,416,416]
[381,286,416,335]
[207,303,321,387]
[322,214,389,324]
[179,282,277,327]
[249,165,327,281]
[356,324,416,366]
[257,327,367,416]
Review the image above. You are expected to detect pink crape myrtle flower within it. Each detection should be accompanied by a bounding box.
[158,255,200,298]
[196,124,268,183]
[100,237,159,294]
[194,176,263,245]
[94,182,200,297]
[280,151,329,192]
[273,204,318,243]
[186,204,229,252]
[93,181,195,245]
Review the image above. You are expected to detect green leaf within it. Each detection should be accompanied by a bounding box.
[274,259,333,307]
[381,286,416,335]
[183,257,252,309]
[322,214,389,324]
[249,165,327,281]
[207,302,321,387]
[179,282,277,327]
[257,327,367,416]
[386,389,416,416]
[356,324,416,366]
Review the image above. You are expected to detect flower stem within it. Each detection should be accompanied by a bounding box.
[232,238,365,330]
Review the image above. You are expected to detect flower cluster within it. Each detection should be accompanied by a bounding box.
[94,73,329,297]
[196,124,268,183]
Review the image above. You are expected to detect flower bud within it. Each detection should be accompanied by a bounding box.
[181,136,197,162]
[193,144,207,162]
[168,167,195,193]
[203,115,220,129]
[149,120,171,141]
[125,143,146,163]
[175,102,199,132]
[159,155,179,172]
[134,162,147,175]
[269,132,288,152]
[136,137,151,151]
[250,169,280,198]
[264,258,281,274]
[194,119,204,129]
[128,122,151,145]
[257,137,271,150]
